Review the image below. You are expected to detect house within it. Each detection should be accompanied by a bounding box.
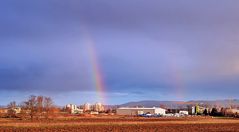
[12,107,21,114]
[116,107,166,116]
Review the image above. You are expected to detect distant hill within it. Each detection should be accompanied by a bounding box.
[119,99,239,109]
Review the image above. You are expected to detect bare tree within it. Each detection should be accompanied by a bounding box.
[36,96,44,119]
[7,101,17,118]
[24,95,37,121]
[18,102,28,120]
[19,95,55,121]
[44,97,54,119]
[7,101,16,109]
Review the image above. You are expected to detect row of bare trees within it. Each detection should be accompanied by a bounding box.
[7,95,55,120]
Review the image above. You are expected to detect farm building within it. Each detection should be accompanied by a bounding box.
[222,108,239,116]
[116,107,166,115]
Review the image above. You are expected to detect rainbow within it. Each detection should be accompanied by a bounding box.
[81,25,106,104]
[87,43,106,104]
[169,60,185,100]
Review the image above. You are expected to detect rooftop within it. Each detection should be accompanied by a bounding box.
[118,107,165,110]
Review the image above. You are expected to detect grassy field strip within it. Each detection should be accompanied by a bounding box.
[0,119,239,128]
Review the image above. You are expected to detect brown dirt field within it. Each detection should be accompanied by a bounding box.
[0,116,238,132]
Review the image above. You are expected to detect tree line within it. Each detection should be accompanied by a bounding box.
[6,95,55,120]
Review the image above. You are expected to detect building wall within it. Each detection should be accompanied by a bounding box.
[13,107,21,114]
[116,108,166,116]
[84,103,91,111]
[191,106,196,115]
[94,103,104,112]
[231,109,239,114]
[66,104,80,114]
[117,109,155,115]
[179,110,189,115]
[154,108,166,115]
[223,108,239,116]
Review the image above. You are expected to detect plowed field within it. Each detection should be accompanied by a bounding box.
[0,116,238,132]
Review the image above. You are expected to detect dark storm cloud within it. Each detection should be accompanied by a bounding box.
[0,0,239,103]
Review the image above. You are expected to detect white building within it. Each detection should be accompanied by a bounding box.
[231,109,239,114]
[93,102,104,112]
[66,104,83,114]
[90,111,99,115]
[223,108,239,116]
[116,107,166,116]
[179,110,189,115]
[12,107,21,114]
[191,106,196,115]
[84,103,91,112]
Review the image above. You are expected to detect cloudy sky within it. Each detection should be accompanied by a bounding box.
[0,0,239,105]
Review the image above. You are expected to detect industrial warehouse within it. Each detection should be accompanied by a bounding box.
[116,107,166,116]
